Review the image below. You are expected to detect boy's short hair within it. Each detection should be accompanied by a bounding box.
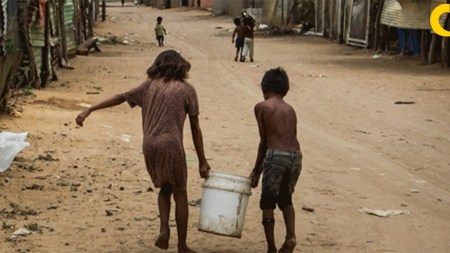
[261,67,289,96]
[157,16,162,22]
[233,18,241,26]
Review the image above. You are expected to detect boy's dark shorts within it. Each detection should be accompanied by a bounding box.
[235,37,244,48]
[156,35,164,41]
[260,149,302,210]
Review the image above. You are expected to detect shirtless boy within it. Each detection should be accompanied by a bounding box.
[232,17,244,62]
[249,67,302,253]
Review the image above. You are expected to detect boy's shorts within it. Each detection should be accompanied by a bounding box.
[235,37,244,48]
[156,35,164,41]
[260,149,302,210]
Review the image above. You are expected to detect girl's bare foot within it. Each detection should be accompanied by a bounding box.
[178,245,197,253]
[267,246,277,253]
[278,238,296,253]
[154,231,170,250]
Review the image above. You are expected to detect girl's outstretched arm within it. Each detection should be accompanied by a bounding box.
[76,94,126,126]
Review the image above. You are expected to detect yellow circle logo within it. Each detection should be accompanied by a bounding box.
[430,4,450,37]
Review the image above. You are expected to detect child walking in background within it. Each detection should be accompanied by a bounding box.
[155,16,167,47]
[232,17,244,62]
[76,50,210,253]
[249,67,302,253]
[241,12,255,62]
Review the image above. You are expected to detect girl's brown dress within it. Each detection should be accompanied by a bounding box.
[123,79,199,190]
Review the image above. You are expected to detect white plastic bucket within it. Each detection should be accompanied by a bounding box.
[198,171,252,238]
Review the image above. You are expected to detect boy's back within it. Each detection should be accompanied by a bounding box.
[234,25,244,37]
[255,97,300,151]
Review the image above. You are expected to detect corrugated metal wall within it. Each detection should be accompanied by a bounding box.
[347,0,370,47]
[213,0,246,17]
[151,0,162,8]
[29,17,45,79]
[152,0,174,8]
[263,0,293,25]
[49,0,60,77]
[1,0,99,109]
[0,0,6,52]
[431,0,448,27]
[170,0,180,7]
[0,0,6,105]
[330,0,344,42]
[315,0,372,47]
[5,0,20,48]
[201,0,213,7]
[151,0,213,8]
[64,0,76,56]
[1,0,23,108]
[380,0,431,29]
[315,0,324,35]
[316,0,343,39]
[1,0,7,44]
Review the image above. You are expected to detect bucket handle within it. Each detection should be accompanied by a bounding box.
[202,182,252,196]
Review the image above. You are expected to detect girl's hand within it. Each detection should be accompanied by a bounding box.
[76,109,91,127]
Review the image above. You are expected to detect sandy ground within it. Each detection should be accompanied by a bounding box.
[1,3,450,253]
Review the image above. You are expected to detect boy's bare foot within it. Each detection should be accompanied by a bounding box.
[278,238,296,253]
[234,56,238,61]
[178,246,197,253]
[154,231,170,250]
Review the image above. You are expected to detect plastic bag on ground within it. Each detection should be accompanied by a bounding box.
[0,132,30,172]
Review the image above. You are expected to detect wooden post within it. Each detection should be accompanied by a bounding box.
[385,26,390,52]
[0,0,3,49]
[428,34,437,65]
[41,0,51,87]
[287,0,299,26]
[102,0,106,21]
[80,0,87,41]
[88,0,94,38]
[374,0,384,51]
[18,0,39,87]
[420,30,428,64]
[441,12,450,68]
[59,0,69,66]
[443,37,449,68]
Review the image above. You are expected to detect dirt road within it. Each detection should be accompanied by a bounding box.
[1,3,450,253]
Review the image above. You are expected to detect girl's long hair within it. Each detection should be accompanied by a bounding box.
[147,50,191,82]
